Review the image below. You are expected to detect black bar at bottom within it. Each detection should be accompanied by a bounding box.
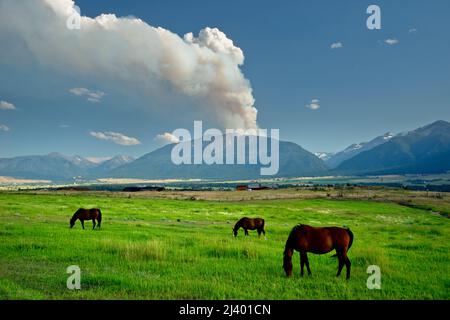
[1,300,446,318]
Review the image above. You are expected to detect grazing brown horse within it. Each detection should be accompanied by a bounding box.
[283,224,353,279]
[233,217,265,237]
[70,208,102,230]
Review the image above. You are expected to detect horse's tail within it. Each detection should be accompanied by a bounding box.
[97,209,102,228]
[330,227,353,258]
[346,228,353,251]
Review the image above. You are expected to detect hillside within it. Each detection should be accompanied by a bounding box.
[335,120,450,175]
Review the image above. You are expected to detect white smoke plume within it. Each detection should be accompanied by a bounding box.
[0,0,258,129]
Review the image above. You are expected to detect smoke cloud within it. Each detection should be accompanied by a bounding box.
[0,0,258,129]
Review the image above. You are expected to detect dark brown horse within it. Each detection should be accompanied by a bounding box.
[283,224,353,279]
[70,208,102,230]
[233,217,265,237]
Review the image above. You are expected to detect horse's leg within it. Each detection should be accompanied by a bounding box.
[300,251,306,277]
[345,255,351,279]
[81,220,85,230]
[336,252,345,277]
[92,219,96,230]
[304,253,312,275]
[244,229,249,236]
[257,229,262,238]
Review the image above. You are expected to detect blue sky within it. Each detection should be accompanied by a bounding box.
[0,0,449,158]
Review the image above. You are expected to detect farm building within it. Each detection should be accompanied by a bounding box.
[236,183,276,191]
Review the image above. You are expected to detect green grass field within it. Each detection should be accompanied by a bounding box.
[0,192,449,299]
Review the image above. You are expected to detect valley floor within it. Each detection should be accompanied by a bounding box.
[0,189,449,299]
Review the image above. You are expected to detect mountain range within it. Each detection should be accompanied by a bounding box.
[0,153,135,180]
[325,132,395,169]
[109,138,328,180]
[334,120,450,175]
[0,120,449,181]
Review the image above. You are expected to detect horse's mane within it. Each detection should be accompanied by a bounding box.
[70,212,77,222]
[290,224,304,233]
[234,217,248,226]
[284,224,304,253]
[70,208,82,220]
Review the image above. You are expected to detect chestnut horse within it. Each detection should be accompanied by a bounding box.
[233,217,265,237]
[283,224,353,279]
[70,208,102,230]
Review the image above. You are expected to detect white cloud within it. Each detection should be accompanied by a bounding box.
[385,38,399,45]
[59,124,69,128]
[69,87,105,103]
[90,131,141,146]
[0,101,16,110]
[305,99,320,110]
[330,42,343,49]
[85,156,112,164]
[408,28,417,33]
[155,132,180,145]
[0,1,258,129]
[0,124,10,131]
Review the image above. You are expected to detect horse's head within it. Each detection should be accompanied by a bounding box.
[70,209,82,228]
[283,249,293,277]
[69,216,76,228]
[232,227,238,237]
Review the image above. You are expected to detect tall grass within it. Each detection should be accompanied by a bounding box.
[0,192,448,299]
